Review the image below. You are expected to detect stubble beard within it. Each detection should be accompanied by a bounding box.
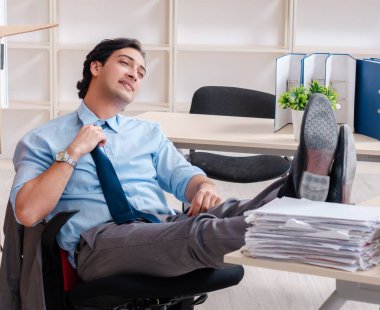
[112,86,135,110]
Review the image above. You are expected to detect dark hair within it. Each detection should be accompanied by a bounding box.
[76,38,145,99]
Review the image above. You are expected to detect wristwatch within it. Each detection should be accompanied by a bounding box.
[55,150,77,168]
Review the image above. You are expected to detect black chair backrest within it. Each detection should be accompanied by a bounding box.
[41,210,79,310]
[41,210,245,310]
[190,86,275,119]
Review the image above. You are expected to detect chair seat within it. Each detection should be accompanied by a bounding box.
[68,266,244,307]
[190,152,290,183]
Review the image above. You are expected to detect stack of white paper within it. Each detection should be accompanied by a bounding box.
[244,197,380,272]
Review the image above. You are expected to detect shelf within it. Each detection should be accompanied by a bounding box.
[1,109,50,158]
[8,100,50,110]
[175,45,289,53]
[57,0,170,46]
[57,102,170,114]
[6,0,52,43]
[124,102,170,111]
[174,52,282,111]
[294,0,380,53]
[0,159,13,170]
[8,41,50,49]
[121,104,171,117]
[294,46,380,56]
[172,103,190,114]
[8,48,50,103]
[57,44,171,52]
[175,0,289,47]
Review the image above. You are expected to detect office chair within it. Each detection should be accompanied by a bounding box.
[188,86,291,183]
[41,210,244,310]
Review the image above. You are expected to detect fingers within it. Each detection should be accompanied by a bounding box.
[92,125,107,147]
[67,125,107,158]
[189,194,210,216]
[187,188,222,217]
[214,196,223,207]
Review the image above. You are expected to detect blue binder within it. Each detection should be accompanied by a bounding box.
[354,59,380,140]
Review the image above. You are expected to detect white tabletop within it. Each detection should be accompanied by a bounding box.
[224,250,380,286]
[224,197,380,286]
[137,112,380,161]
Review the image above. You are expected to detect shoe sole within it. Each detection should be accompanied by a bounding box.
[299,94,338,201]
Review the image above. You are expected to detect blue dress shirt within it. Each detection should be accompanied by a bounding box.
[10,101,205,266]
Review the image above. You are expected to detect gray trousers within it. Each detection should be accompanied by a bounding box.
[77,177,287,281]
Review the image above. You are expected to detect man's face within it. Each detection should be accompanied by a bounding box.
[92,47,146,105]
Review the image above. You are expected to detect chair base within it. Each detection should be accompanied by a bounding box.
[69,295,199,310]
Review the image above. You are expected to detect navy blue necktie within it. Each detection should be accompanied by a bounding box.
[90,122,160,225]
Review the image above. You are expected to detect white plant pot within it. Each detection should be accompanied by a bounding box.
[291,110,304,142]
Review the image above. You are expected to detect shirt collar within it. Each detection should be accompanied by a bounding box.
[77,100,120,133]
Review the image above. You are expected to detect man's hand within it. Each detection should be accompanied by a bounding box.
[187,182,222,216]
[67,125,107,160]
[15,124,108,227]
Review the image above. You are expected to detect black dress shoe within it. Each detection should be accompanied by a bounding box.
[326,124,357,204]
[290,94,338,201]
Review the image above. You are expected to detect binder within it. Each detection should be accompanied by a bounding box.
[354,59,380,140]
[325,54,356,129]
[274,53,306,131]
[302,53,330,87]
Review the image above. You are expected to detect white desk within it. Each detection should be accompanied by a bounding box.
[225,196,380,309]
[137,112,380,162]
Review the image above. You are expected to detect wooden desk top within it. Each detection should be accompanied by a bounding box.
[224,250,380,286]
[137,112,380,161]
[224,197,380,286]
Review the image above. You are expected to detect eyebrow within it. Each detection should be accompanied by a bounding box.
[118,54,146,74]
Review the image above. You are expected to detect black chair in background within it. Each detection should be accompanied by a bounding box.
[188,86,291,183]
[41,210,244,310]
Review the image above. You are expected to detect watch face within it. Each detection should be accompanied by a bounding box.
[56,151,66,161]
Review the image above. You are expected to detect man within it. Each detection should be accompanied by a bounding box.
[10,38,356,281]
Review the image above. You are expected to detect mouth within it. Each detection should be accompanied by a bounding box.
[119,80,134,92]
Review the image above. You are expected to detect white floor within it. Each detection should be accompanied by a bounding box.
[1,159,380,309]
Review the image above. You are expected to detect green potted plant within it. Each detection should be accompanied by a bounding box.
[278,80,340,141]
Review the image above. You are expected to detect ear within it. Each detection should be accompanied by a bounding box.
[90,61,102,77]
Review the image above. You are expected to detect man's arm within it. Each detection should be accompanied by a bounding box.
[15,125,106,227]
[185,174,222,216]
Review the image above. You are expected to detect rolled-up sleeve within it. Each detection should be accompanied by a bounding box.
[10,132,53,215]
[152,125,205,203]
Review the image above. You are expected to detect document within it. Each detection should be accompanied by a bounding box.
[244,197,380,271]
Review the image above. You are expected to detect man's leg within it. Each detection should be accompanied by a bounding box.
[75,173,290,281]
[291,93,338,201]
[207,176,289,218]
[210,93,340,218]
[326,124,357,204]
[76,214,248,281]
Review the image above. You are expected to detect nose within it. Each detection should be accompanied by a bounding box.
[128,73,137,82]
[127,67,138,82]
